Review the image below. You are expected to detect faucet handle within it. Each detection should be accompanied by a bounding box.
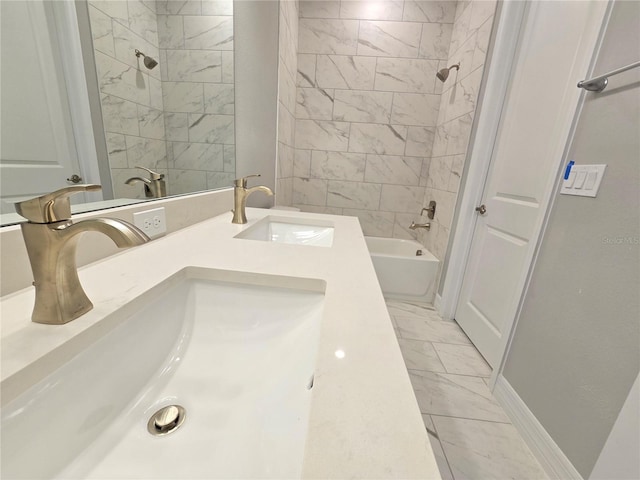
[14,184,102,223]
[234,174,261,188]
[135,166,164,181]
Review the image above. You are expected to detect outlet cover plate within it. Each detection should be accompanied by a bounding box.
[133,207,167,239]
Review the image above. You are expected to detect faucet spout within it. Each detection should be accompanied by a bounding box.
[66,218,150,247]
[125,176,152,186]
[232,176,274,224]
[246,185,274,197]
[409,221,431,231]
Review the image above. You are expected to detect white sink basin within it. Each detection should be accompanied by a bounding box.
[1,268,325,479]
[235,215,335,247]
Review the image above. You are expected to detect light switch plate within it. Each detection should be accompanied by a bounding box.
[561,164,606,197]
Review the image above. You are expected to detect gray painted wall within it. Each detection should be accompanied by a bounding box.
[503,1,640,478]
[234,0,279,207]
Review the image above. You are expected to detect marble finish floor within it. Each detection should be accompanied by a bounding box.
[386,300,548,480]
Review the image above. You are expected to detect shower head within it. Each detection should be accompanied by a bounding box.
[135,49,158,70]
[436,63,460,82]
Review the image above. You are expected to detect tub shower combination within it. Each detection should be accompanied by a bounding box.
[365,237,439,304]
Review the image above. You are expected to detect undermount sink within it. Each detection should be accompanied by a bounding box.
[1,267,325,479]
[234,215,335,247]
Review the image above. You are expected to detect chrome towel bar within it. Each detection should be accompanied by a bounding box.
[577,60,640,92]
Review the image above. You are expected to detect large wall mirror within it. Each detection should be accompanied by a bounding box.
[0,0,244,226]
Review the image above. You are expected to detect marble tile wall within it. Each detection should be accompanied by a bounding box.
[88,0,235,200]
[275,0,299,206]
[88,0,167,199]
[291,0,458,239]
[157,0,235,195]
[416,0,496,286]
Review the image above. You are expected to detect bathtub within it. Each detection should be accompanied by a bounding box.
[365,237,439,304]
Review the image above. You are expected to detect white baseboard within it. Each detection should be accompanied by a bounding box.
[434,293,442,314]
[493,375,583,480]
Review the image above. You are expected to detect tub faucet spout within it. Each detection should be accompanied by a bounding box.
[409,221,431,230]
[15,185,150,325]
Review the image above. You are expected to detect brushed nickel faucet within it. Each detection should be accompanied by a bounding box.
[232,174,274,224]
[125,166,166,198]
[409,221,431,230]
[15,185,150,325]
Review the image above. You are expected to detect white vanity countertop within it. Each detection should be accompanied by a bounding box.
[1,208,440,479]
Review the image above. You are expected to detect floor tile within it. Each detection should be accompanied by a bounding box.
[408,370,510,423]
[422,413,435,432]
[422,415,455,480]
[433,343,492,377]
[385,300,434,318]
[433,416,549,480]
[396,316,471,344]
[398,338,446,372]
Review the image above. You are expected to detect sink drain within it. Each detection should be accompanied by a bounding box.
[147,405,186,436]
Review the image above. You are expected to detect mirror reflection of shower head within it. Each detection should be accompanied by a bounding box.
[135,49,158,70]
[436,63,460,82]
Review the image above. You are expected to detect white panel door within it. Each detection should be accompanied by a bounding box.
[0,0,84,208]
[455,1,608,367]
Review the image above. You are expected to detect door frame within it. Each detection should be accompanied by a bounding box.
[439,0,612,386]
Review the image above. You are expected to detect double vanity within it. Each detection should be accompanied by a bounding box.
[1,206,440,479]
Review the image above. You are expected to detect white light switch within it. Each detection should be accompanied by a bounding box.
[561,164,606,197]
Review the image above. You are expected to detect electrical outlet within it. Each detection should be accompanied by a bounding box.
[133,207,167,239]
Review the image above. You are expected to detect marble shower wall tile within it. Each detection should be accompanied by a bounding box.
[125,135,167,170]
[310,151,366,181]
[291,0,495,244]
[172,142,223,171]
[342,209,395,237]
[204,84,234,114]
[165,50,222,82]
[157,1,201,16]
[419,23,453,60]
[296,87,335,120]
[315,55,377,90]
[340,1,404,21]
[333,90,392,123]
[403,1,456,23]
[162,81,204,112]
[375,58,439,93]
[137,106,165,139]
[88,5,115,56]
[391,93,440,126]
[380,185,425,213]
[327,180,382,210]
[100,94,140,135]
[221,51,234,83]
[187,113,234,144]
[357,21,422,58]
[348,123,407,155]
[157,14,184,49]
[364,155,422,185]
[89,0,128,26]
[294,150,312,177]
[298,19,359,55]
[128,0,158,46]
[183,16,233,50]
[106,133,128,168]
[292,177,329,205]
[297,54,317,87]
[296,120,350,151]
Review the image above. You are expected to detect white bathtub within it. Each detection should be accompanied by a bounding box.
[365,237,439,304]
